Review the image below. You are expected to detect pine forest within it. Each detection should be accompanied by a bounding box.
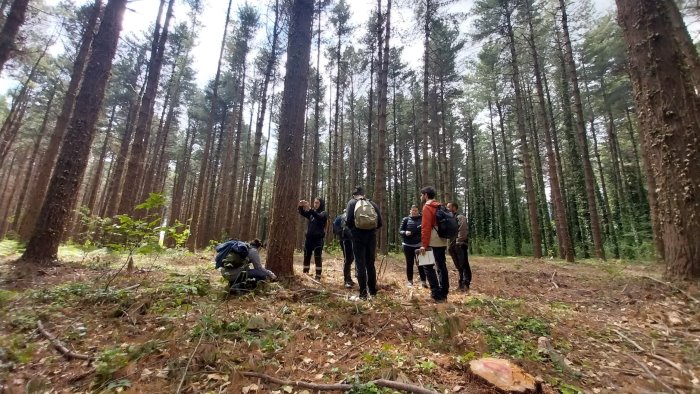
[0,0,698,392]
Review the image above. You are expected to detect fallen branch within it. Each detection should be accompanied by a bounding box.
[241,371,439,394]
[176,331,205,394]
[550,271,559,289]
[643,276,699,303]
[613,328,683,371]
[612,328,644,352]
[119,283,141,292]
[622,351,680,394]
[37,320,93,361]
[338,316,392,361]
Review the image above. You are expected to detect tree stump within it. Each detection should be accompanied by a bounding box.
[469,358,537,393]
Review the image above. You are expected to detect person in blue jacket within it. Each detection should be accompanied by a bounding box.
[298,197,328,280]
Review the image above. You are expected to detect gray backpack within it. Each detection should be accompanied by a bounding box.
[354,198,378,230]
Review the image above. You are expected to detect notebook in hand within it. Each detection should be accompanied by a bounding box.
[416,249,435,266]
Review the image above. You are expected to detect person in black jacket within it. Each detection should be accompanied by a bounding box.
[400,205,427,288]
[298,197,328,280]
[345,187,382,300]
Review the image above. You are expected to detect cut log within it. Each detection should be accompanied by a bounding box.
[469,358,537,393]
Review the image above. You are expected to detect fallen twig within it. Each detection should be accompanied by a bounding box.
[338,316,392,361]
[37,320,93,361]
[403,314,416,334]
[622,351,680,394]
[613,328,683,371]
[612,328,644,352]
[119,283,141,292]
[550,271,559,289]
[176,331,205,394]
[240,371,439,394]
[643,275,699,303]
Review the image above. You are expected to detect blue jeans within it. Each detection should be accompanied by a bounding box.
[423,247,448,300]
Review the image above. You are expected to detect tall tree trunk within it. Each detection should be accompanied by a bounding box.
[266,0,314,277]
[85,104,116,213]
[311,0,322,198]
[188,0,233,250]
[495,98,521,255]
[11,86,56,232]
[0,0,29,74]
[119,0,174,214]
[505,8,541,258]
[488,99,507,255]
[21,0,127,263]
[616,0,700,279]
[530,41,572,260]
[559,0,605,260]
[241,0,280,241]
[19,0,101,240]
[420,0,431,185]
[374,0,390,253]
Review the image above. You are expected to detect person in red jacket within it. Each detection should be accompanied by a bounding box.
[418,186,450,302]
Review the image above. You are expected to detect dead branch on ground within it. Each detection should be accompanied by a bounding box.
[37,320,93,361]
[241,371,439,394]
[613,328,683,372]
[643,275,699,303]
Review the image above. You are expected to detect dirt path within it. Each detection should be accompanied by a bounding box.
[0,250,697,393]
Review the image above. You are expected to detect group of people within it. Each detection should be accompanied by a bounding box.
[298,185,472,303]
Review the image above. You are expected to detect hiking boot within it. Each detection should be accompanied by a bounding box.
[314,275,321,281]
[344,281,354,288]
[432,297,447,304]
[421,281,429,289]
[407,281,414,288]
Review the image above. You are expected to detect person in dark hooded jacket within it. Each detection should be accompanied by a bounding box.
[298,197,328,280]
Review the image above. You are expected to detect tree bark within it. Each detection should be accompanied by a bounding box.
[559,0,605,260]
[0,0,29,73]
[266,0,314,277]
[616,0,700,279]
[19,0,101,240]
[21,0,127,263]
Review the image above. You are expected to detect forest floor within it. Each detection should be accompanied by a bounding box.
[0,241,698,394]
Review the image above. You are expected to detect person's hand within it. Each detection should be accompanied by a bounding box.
[418,246,426,255]
[405,230,411,236]
[298,200,307,207]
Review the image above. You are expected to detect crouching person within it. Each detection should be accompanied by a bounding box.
[215,239,276,294]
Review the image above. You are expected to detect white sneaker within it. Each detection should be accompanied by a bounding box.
[407,281,414,288]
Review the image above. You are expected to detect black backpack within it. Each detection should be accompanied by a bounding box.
[435,205,459,239]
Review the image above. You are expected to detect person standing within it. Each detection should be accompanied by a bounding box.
[447,202,472,291]
[418,186,449,302]
[345,186,382,300]
[298,197,328,280]
[333,208,355,288]
[400,205,427,288]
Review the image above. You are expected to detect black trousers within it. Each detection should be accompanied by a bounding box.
[423,246,448,300]
[303,236,324,276]
[351,229,377,298]
[448,242,472,287]
[340,238,354,283]
[403,245,426,282]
